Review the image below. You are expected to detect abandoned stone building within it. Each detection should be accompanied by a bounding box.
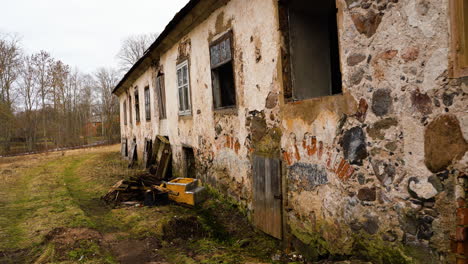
[112,0,468,262]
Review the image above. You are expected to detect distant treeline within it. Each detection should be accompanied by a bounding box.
[0,32,121,155]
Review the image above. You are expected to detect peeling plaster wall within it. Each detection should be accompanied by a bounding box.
[280,0,468,262]
[116,0,467,262]
[118,0,281,208]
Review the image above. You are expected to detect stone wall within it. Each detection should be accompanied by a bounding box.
[117,0,467,262]
[280,0,468,262]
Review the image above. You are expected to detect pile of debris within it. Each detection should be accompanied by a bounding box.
[102,136,206,207]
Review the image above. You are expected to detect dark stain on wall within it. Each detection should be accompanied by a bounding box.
[288,163,328,191]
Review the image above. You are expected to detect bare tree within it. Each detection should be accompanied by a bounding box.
[0,33,22,152]
[19,55,40,150]
[116,33,158,72]
[95,68,120,142]
[31,51,53,144]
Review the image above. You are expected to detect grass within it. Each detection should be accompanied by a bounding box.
[0,145,281,264]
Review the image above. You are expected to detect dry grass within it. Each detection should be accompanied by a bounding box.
[0,144,281,264]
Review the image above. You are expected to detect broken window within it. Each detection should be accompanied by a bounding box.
[128,95,132,125]
[285,0,342,100]
[177,60,191,115]
[135,88,140,122]
[156,73,167,119]
[123,101,127,125]
[210,32,236,109]
[144,86,151,121]
[450,0,468,77]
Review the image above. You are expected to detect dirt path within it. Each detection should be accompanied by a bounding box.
[0,145,284,264]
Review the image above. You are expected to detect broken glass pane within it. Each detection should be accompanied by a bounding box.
[211,45,219,67]
[225,38,231,61]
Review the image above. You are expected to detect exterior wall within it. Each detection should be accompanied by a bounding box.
[116,0,468,262]
[119,70,157,160]
[280,0,467,263]
[118,0,281,205]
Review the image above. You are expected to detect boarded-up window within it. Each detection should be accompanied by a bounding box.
[135,89,140,122]
[156,73,166,119]
[285,0,342,100]
[450,0,468,77]
[177,60,191,115]
[123,101,127,125]
[144,86,151,121]
[253,155,282,239]
[210,32,236,109]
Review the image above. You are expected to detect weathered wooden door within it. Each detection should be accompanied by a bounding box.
[253,155,282,239]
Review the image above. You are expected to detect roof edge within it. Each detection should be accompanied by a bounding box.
[112,0,201,95]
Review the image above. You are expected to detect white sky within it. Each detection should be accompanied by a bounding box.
[0,0,190,73]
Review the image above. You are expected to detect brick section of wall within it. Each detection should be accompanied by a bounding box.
[455,176,468,264]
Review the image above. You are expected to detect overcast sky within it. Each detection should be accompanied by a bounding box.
[0,0,190,73]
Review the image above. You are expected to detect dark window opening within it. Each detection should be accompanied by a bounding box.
[183,146,196,179]
[129,95,132,125]
[144,138,153,168]
[156,73,167,119]
[134,89,140,122]
[286,0,342,100]
[144,86,151,121]
[210,32,236,109]
[123,101,127,125]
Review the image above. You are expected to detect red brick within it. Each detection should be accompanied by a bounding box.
[458,198,467,208]
[457,227,467,242]
[458,208,468,225]
[456,241,468,255]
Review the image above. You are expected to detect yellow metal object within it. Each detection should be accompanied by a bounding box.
[163,178,206,206]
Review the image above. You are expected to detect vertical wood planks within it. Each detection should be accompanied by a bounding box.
[253,155,282,239]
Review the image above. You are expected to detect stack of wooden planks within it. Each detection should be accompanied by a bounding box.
[102,135,173,207]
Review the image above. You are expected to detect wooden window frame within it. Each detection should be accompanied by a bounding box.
[450,0,468,77]
[209,30,237,111]
[156,73,167,119]
[280,0,343,102]
[176,60,192,116]
[144,86,151,121]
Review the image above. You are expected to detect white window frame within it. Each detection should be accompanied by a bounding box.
[176,60,192,115]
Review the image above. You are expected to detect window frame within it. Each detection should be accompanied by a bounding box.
[156,72,167,119]
[134,88,140,123]
[209,30,237,110]
[144,86,151,121]
[281,0,343,102]
[450,0,468,77]
[176,60,192,116]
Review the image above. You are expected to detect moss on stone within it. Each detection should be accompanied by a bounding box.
[351,233,413,264]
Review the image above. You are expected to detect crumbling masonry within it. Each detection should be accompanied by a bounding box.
[112,0,468,262]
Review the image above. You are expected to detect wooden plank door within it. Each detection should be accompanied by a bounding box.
[253,155,282,239]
